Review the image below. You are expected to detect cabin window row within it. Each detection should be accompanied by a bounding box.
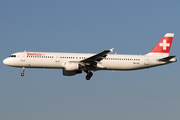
[27,56,54,58]
[27,55,140,61]
[60,57,87,59]
[105,58,140,61]
[60,56,140,61]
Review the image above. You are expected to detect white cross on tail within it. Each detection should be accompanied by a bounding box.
[159,40,170,50]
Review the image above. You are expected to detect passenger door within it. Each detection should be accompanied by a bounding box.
[55,54,60,62]
[144,56,149,65]
[21,52,26,61]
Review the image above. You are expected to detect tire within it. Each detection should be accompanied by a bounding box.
[86,76,90,80]
[21,73,24,76]
[88,72,93,77]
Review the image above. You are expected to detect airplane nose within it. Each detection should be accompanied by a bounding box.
[3,58,8,65]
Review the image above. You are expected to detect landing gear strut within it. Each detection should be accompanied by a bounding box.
[85,71,93,80]
[21,67,25,76]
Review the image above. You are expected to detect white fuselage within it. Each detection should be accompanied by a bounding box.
[3,51,174,71]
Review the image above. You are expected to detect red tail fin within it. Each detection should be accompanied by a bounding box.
[150,33,174,53]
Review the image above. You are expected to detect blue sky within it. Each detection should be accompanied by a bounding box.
[0,0,180,120]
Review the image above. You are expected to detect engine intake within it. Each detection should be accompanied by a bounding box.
[63,62,79,71]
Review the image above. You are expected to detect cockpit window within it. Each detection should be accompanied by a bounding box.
[10,55,16,57]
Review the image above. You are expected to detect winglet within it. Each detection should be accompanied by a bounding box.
[110,48,114,52]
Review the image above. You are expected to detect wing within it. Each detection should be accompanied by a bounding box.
[80,48,114,65]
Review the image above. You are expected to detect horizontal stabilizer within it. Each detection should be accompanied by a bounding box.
[158,55,176,61]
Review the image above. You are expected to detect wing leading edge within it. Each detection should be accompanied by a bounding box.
[80,48,114,65]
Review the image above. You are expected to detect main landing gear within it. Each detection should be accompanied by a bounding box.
[85,71,93,80]
[21,67,25,76]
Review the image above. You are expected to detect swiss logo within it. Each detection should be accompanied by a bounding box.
[159,40,170,50]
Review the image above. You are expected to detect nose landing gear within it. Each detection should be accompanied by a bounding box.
[85,71,93,80]
[21,67,25,76]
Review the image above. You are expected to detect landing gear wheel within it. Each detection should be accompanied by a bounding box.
[88,72,93,77]
[21,73,24,76]
[86,75,90,80]
[85,71,93,80]
[21,67,25,77]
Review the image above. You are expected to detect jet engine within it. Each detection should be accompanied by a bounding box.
[63,62,79,71]
[62,62,83,76]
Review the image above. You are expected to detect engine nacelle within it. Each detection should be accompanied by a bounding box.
[62,62,83,76]
[63,62,79,71]
[63,69,76,76]
[63,69,82,76]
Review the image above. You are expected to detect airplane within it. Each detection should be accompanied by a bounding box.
[3,33,177,80]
